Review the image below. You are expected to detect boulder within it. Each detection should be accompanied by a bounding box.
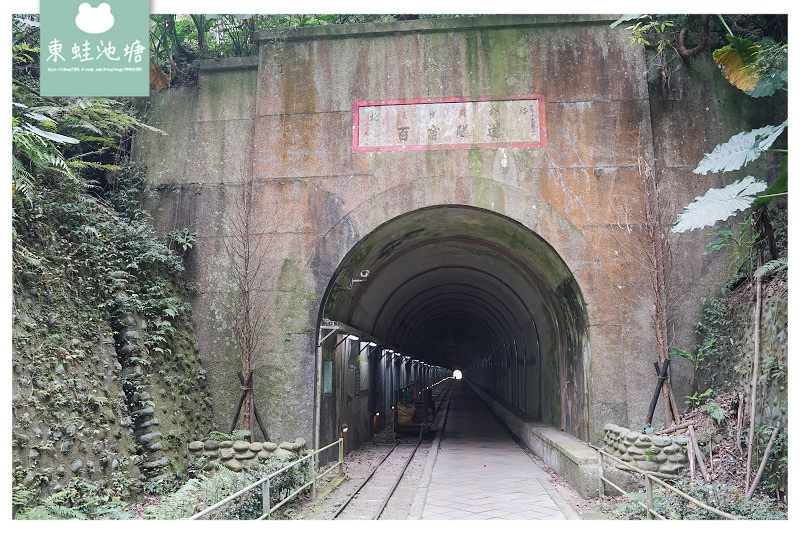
[273,448,294,460]
[233,440,251,452]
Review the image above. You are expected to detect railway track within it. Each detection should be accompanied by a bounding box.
[332,380,453,520]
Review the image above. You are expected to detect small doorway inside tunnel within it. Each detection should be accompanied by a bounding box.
[315,205,590,452]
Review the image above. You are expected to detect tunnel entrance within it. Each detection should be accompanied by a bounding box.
[317,205,590,447]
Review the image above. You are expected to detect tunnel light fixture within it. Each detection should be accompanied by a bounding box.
[367,342,377,347]
[345,334,359,341]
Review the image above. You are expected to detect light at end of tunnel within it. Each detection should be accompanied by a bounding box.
[453,370,463,380]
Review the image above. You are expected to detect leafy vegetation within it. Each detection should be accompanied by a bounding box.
[669,339,716,408]
[15,478,134,520]
[616,15,675,53]
[609,14,788,515]
[12,15,212,517]
[669,18,787,235]
[146,459,310,519]
[703,214,762,280]
[602,479,786,520]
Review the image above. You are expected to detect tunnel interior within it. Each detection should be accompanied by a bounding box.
[320,205,590,438]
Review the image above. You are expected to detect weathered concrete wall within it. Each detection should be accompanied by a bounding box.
[132,15,784,445]
[249,15,652,443]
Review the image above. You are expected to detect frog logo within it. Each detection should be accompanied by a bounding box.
[74,2,115,34]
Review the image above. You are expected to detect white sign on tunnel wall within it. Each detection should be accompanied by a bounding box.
[352,94,546,152]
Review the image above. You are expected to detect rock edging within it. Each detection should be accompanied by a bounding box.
[188,438,308,472]
[603,423,688,474]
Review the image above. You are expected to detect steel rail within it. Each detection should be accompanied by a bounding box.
[373,424,425,519]
[334,380,453,520]
[331,440,401,519]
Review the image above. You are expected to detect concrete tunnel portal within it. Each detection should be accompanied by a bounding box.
[319,205,591,441]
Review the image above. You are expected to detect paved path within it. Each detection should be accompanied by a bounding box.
[410,380,579,520]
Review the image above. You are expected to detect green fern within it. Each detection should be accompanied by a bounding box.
[754,257,787,279]
[700,401,725,424]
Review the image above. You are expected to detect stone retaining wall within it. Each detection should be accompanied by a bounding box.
[603,424,688,475]
[188,438,308,472]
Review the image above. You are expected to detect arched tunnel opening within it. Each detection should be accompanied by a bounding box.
[316,205,590,451]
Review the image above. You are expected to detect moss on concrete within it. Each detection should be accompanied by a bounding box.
[11,166,213,513]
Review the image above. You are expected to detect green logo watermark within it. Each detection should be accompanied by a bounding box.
[40,1,150,97]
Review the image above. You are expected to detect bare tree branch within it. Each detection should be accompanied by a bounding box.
[611,154,683,427]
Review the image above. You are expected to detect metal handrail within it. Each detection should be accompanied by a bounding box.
[188,438,344,520]
[592,444,739,520]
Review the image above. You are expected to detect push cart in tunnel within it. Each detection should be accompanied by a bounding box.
[394,384,435,437]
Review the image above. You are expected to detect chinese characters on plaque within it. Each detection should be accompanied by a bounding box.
[354,96,545,152]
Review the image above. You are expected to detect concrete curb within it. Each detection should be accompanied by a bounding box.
[468,382,601,500]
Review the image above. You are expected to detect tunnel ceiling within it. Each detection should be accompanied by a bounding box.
[322,205,579,371]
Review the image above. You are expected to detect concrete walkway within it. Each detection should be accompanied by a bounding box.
[410,380,579,520]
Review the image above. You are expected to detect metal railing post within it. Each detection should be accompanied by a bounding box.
[598,452,605,497]
[189,438,350,520]
[262,477,271,519]
[340,438,345,474]
[645,475,654,519]
[309,453,317,502]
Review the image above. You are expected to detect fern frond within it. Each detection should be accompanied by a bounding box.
[754,257,787,279]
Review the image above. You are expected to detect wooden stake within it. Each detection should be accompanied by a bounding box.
[747,425,781,499]
[646,360,670,425]
[735,392,744,455]
[709,438,713,475]
[745,273,764,494]
[654,421,691,435]
[688,425,710,482]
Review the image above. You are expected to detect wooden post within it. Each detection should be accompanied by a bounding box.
[229,371,268,441]
[688,425,710,482]
[745,272,764,495]
[230,371,252,433]
[747,425,781,499]
[646,359,670,425]
[645,475,654,519]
